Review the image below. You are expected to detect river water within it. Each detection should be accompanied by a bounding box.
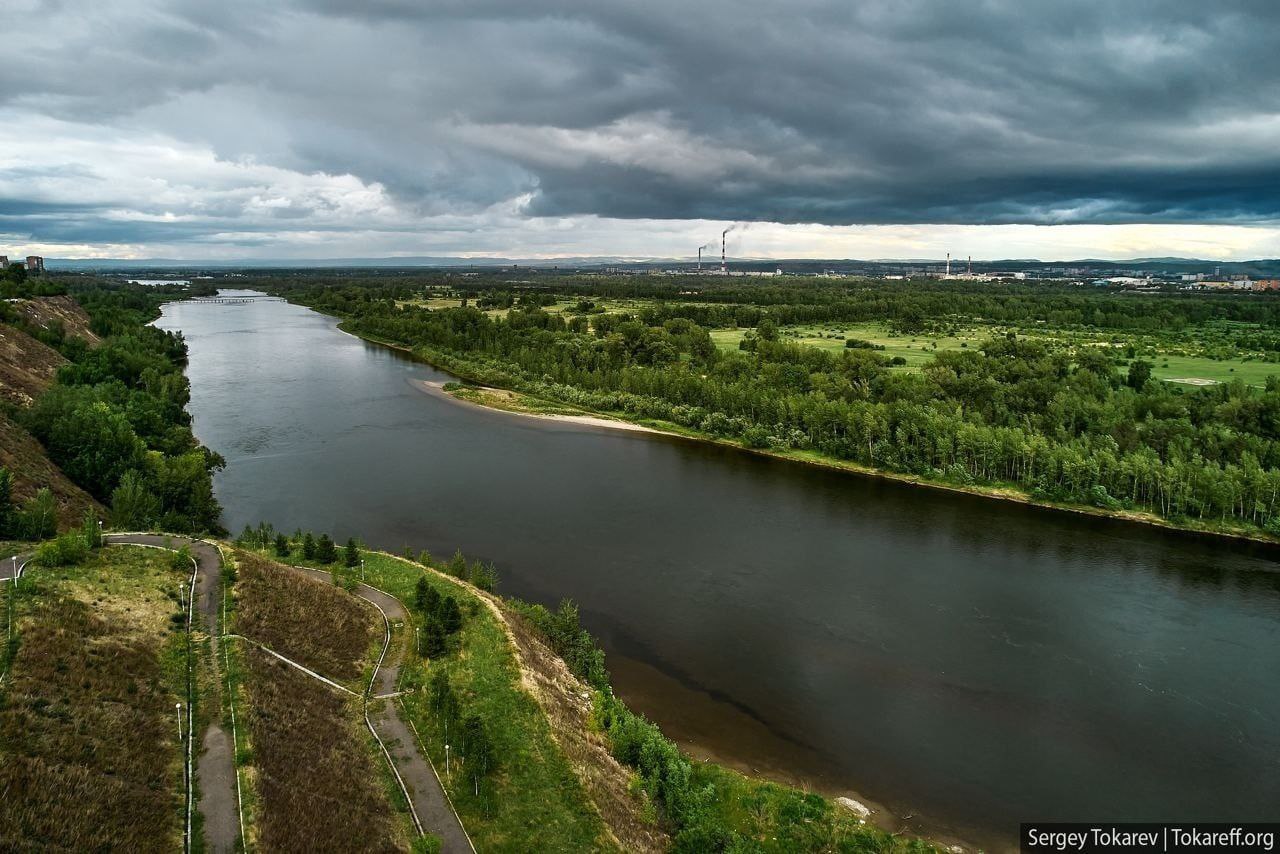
[157,291,1280,848]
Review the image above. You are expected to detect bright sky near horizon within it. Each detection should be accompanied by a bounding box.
[3,1,1279,261]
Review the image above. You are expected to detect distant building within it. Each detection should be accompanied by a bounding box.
[1253,279,1280,291]
[25,255,44,274]
[0,255,8,268]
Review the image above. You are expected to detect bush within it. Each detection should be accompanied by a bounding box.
[35,534,89,567]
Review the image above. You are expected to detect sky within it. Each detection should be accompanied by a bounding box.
[3,0,1280,262]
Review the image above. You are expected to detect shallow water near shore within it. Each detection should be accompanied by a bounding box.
[157,291,1280,849]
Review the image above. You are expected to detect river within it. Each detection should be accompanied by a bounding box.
[156,291,1280,849]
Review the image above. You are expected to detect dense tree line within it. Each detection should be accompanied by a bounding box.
[266,277,1280,535]
[14,283,223,533]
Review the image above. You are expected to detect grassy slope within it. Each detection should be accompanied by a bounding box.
[0,545,188,852]
[258,545,632,853]
[228,552,409,852]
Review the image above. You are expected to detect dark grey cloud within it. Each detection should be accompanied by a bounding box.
[5,0,1280,247]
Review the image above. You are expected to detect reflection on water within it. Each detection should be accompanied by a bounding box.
[158,292,1280,849]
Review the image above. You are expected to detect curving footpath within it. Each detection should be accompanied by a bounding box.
[104,534,241,854]
[291,565,474,854]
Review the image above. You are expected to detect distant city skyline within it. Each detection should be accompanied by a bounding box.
[3,2,1279,261]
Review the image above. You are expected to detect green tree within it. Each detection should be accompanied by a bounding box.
[440,596,462,635]
[1127,359,1154,389]
[82,510,102,549]
[414,576,432,612]
[302,531,316,560]
[274,533,291,557]
[423,618,447,658]
[447,549,467,578]
[111,470,159,529]
[18,489,58,540]
[316,534,336,564]
[344,537,359,568]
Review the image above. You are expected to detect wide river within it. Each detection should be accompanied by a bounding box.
[157,292,1280,848]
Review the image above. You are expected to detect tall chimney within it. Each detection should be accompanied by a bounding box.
[968,255,972,275]
[722,230,728,274]
[946,252,951,277]
[698,246,702,272]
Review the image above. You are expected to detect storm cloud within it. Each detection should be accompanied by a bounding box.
[3,0,1280,255]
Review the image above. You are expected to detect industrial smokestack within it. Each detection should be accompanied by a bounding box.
[698,246,702,271]
[946,252,951,277]
[968,255,972,275]
[722,228,729,274]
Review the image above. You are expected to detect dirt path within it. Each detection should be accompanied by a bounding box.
[292,565,474,854]
[106,534,241,854]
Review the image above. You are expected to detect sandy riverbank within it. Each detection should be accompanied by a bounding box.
[412,378,667,435]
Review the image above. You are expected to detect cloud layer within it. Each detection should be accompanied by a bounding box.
[3,0,1280,257]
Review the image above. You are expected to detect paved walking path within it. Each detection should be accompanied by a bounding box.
[105,535,241,854]
[293,566,474,853]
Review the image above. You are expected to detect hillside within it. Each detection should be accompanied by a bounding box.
[10,294,101,346]
[0,324,65,408]
[0,296,103,527]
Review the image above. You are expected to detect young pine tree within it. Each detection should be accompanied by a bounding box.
[274,533,291,557]
[440,596,463,636]
[317,534,336,564]
[344,537,360,568]
[302,532,316,560]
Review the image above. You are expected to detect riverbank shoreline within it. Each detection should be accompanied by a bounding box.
[379,331,1280,554]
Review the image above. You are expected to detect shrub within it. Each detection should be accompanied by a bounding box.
[35,534,89,567]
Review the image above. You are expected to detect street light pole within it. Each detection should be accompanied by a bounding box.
[360,559,365,583]
[415,626,420,656]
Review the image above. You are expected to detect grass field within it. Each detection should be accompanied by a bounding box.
[230,552,410,852]
[0,545,188,852]
[710,321,990,367]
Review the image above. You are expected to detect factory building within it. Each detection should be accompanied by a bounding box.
[26,255,44,274]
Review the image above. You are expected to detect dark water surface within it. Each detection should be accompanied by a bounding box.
[157,292,1280,847]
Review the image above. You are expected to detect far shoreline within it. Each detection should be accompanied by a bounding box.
[319,303,1280,555]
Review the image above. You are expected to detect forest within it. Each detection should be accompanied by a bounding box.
[251,272,1280,538]
[1,279,224,535]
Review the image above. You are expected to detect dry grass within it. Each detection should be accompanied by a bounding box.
[11,295,101,346]
[0,548,184,852]
[0,323,64,408]
[502,607,669,853]
[232,552,406,852]
[235,552,376,681]
[242,647,405,853]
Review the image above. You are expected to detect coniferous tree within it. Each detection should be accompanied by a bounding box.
[345,537,359,568]
[424,619,447,658]
[317,533,336,564]
[414,576,431,612]
[274,533,291,557]
[440,596,463,635]
[302,531,316,560]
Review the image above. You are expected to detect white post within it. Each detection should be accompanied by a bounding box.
[415,626,420,656]
[445,743,450,777]
[176,702,183,743]
[361,559,365,583]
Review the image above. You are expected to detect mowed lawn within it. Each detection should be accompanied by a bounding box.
[0,545,188,853]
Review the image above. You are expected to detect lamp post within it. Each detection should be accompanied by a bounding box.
[415,626,420,656]
[360,559,365,583]
[445,743,450,777]
[176,702,183,743]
